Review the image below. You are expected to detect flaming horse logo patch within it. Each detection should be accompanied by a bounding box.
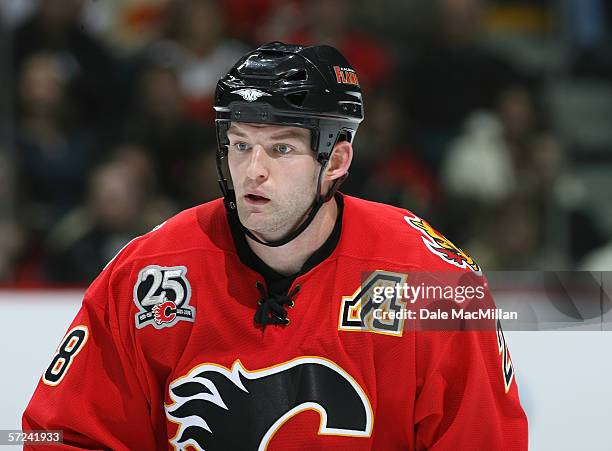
[404,214,481,274]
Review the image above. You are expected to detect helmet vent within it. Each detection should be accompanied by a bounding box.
[283,69,308,82]
[285,90,308,107]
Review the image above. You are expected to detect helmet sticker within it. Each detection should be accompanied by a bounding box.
[231,88,272,102]
[333,66,360,86]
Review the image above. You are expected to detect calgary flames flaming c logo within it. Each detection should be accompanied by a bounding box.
[165,357,372,450]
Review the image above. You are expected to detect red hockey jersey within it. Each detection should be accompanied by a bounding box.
[23,195,528,450]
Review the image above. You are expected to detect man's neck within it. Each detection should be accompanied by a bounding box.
[246,198,338,276]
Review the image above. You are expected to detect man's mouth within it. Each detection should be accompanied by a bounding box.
[244,194,270,205]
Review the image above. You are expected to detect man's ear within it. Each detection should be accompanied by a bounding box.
[326,140,353,182]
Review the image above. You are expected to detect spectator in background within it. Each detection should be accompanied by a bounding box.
[0,10,10,142]
[13,52,95,242]
[440,82,603,269]
[401,0,520,171]
[286,0,393,91]
[187,148,227,204]
[439,84,538,243]
[12,0,116,127]
[0,149,15,216]
[45,157,159,283]
[0,220,24,282]
[468,194,542,270]
[528,133,605,266]
[219,0,278,43]
[342,91,438,216]
[112,143,179,225]
[440,111,517,205]
[563,0,612,78]
[149,0,247,123]
[124,61,216,208]
[0,149,25,282]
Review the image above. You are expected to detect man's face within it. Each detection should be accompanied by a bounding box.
[226,123,319,240]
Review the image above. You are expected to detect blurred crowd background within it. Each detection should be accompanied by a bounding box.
[0,0,611,285]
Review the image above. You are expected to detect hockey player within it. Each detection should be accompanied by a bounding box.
[23,42,528,450]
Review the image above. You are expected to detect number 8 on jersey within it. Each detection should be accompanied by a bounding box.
[43,325,89,386]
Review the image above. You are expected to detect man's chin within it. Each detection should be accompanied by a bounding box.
[239,217,286,242]
[237,207,267,224]
[237,212,268,232]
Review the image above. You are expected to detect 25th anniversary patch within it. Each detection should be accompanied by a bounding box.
[133,265,195,329]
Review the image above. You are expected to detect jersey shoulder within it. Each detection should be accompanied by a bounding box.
[86,199,230,296]
[85,199,230,304]
[116,198,229,264]
[340,195,481,273]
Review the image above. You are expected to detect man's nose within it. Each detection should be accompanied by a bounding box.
[245,144,269,181]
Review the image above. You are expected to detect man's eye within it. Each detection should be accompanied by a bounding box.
[274,144,293,155]
[234,142,250,152]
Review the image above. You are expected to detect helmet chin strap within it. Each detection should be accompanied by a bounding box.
[229,160,348,247]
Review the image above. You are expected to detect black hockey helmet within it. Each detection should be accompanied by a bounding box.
[214,42,364,247]
[215,42,363,159]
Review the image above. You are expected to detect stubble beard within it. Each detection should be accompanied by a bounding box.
[237,183,318,241]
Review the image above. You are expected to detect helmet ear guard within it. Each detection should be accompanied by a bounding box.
[214,42,363,247]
